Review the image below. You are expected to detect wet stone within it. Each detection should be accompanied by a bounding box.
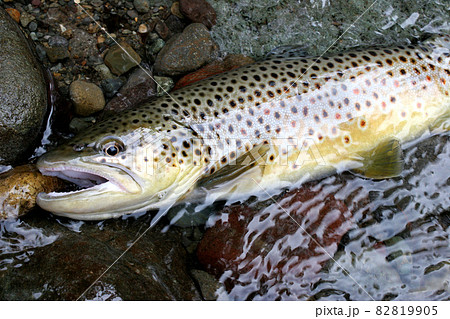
[191,269,220,301]
[69,116,97,134]
[69,29,97,59]
[70,80,106,116]
[28,21,37,32]
[126,9,139,19]
[133,0,150,13]
[154,76,174,96]
[19,11,35,27]
[146,38,165,60]
[0,214,202,300]
[197,184,353,298]
[94,63,115,80]
[0,165,64,220]
[154,23,219,76]
[48,35,68,48]
[179,0,217,29]
[0,8,47,165]
[45,46,69,63]
[104,41,142,76]
[5,8,20,23]
[101,78,125,98]
[104,67,156,114]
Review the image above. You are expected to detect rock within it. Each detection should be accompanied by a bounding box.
[173,54,254,90]
[154,76,174,96]
[126,9,139,19]
[94,64,115,80]
[0,215,202,300]
[101,78,125,98]
[5,8,20,23]
[69,29,97,59]
[191,269,220,300]
[164,14,186,34]
[69,116,97,134]
[19,11,35,28]
[154,18,171,40]
[133,0,150,13]
[45,47,69,62]
[179,0,217,29]
[154,23,219,76]
[104,41,141,76]
[196,184,354,298]
[69,80,105,116]
[28,21,38,32]
[0,165,64,220]
[48,35,68,48]
[147,38,165,59]
[0,9,48,165]
[171,1,184,19]
[104,67,156,114]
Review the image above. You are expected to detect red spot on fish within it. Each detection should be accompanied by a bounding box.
[264,109,270,115]
[335,113,341,120]
[353,88,360,95]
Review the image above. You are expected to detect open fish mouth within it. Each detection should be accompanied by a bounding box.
[38,165,127,198]
[35,161,145,220]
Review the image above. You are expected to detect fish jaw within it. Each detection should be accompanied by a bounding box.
[36,153,149,220]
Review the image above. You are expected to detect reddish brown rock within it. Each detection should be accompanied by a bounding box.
[197,183,355,297]
[173,54,254,90]
[179,0,217,29]
[5,8,20,23]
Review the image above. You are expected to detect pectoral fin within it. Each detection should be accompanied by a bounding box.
[352,138,404,179]
[197,144,270,188]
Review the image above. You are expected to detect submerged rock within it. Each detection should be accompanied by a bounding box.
[0,214,202,300]
[154,23,219,76]
[197,184,354,298]
[0,9,48,165]
[0,165,64,220]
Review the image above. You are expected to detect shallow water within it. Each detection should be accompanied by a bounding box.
[1,0,449,300]
[211,134,449,300]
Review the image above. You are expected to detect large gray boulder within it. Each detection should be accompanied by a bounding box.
[0,9,47,165]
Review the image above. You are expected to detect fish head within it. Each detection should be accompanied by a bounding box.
[36,115,205,220]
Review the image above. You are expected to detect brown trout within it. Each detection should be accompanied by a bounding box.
[36,35,450,220]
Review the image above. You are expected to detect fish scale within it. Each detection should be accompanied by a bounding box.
[36,35,450,220]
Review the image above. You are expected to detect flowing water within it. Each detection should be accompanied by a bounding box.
[0,0,449,300]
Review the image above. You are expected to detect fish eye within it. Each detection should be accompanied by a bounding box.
[99,138,125,157]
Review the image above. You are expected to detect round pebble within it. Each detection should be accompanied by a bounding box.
[69,80,106,116]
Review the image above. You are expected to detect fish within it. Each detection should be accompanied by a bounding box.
[36,34,450,220]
